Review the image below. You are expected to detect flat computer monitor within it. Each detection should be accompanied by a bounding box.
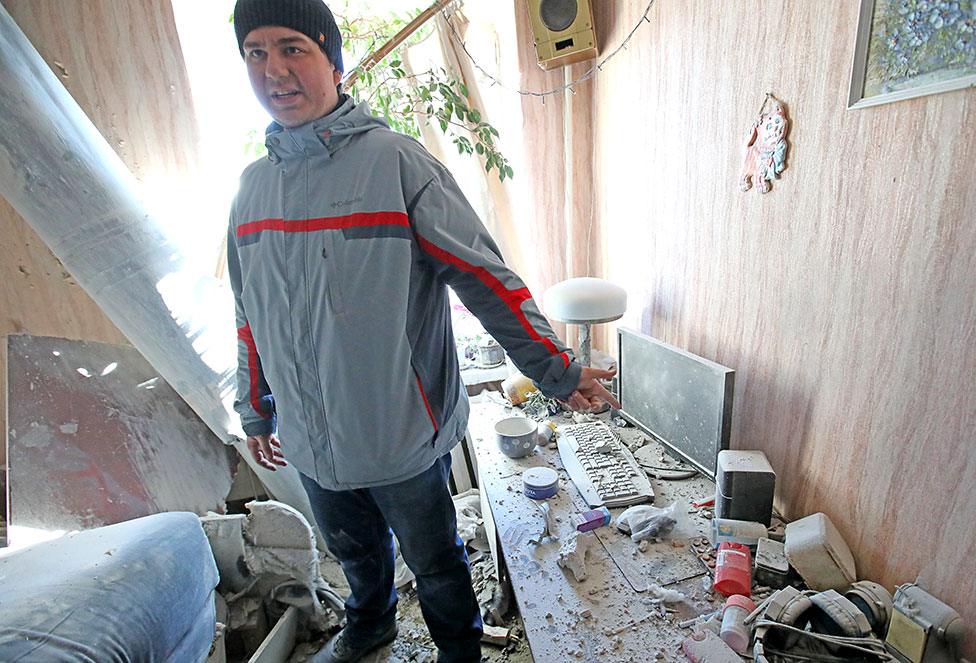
[616,328,734,479]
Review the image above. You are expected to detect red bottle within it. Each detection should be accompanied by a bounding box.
[713,542,751,596]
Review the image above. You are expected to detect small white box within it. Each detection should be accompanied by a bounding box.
[784,513,856,591]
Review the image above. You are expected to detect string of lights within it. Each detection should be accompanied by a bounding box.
[442,0,657,99]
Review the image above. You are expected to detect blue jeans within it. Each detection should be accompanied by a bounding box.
[300,454,483,662]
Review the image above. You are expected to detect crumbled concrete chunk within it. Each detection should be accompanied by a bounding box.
[557,531,591,582]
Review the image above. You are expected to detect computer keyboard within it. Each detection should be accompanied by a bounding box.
[557,421,655,508]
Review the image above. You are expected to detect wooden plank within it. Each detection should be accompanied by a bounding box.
[588,2,976,659]
[479,475,500,579]
[248,606,298,663]
[448,432,480,495]
[448,443,472,494]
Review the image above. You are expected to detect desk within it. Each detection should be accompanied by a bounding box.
[468,398,725,662]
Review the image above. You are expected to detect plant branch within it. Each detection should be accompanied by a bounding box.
[342,0,452,89]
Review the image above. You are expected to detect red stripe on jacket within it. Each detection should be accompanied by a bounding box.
[415,234,569,367]
[237,323,271,419]
[237,211,409,238]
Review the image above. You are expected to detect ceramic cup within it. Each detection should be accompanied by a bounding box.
[494,416,543,458]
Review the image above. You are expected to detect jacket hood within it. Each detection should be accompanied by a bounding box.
[263,95,388,162]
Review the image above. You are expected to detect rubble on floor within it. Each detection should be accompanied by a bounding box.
[289,552,532,663]
[201,500,344,660]
[278,489,532,663]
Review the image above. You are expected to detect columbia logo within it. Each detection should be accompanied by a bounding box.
[331,197,363,209]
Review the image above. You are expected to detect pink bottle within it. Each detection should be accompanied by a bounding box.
[713,542,751,597]
[720,594,756,653]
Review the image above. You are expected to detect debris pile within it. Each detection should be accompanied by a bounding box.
[678,491,968,661]
[480,393,969,662]
[200,501,344,658]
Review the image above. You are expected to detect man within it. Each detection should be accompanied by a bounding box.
[228,1,618,661]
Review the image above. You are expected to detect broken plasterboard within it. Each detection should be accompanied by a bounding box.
[5,334,237,544]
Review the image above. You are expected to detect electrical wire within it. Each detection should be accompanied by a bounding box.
[641,466,699,481]
[442,0,657,99]
[754,620,894,660]
[640,463,697,473]
[760,648,870,663]
[636,453,699,480]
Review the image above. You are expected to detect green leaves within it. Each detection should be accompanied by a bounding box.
[482,151,515,181]
[413,75,512,181]
[242,128,268,160]
[334,7,513,182]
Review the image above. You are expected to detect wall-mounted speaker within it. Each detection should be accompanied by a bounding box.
[527,0,598,71]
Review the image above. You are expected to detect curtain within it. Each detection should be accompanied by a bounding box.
[399,1,607,354]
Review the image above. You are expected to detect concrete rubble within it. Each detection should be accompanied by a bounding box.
[557,530,593,582]
[242,501,318,580]
[201,500,344,656]
[199,513,249,594]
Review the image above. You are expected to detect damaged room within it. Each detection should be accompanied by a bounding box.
[0,1,973,662]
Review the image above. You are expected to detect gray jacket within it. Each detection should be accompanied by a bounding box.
[228,97,581,489]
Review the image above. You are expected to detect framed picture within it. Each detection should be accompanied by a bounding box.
[849,0,976,109]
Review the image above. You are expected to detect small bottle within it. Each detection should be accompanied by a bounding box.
[535,421,557,448]
[713,541,752,596]
[720,594,756,654]
[710,518,769,547]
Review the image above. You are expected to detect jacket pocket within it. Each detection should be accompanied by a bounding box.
[317,233,345,315]
[411,365,439,437]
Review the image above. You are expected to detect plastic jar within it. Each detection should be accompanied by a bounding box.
[720,594,756,653]
[522,467,559,500]
[713,541,752,596]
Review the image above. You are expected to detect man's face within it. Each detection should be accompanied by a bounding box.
[242,26,342,128]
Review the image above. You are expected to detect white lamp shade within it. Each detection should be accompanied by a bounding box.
[543,277,627,324]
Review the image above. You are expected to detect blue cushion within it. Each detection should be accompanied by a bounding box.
[0,512,219,662]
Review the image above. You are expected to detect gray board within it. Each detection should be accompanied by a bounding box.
[617,328,733,479]
[6,334,236,537]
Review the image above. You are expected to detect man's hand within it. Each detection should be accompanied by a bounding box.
[564,367,621,412]
[246,434,288,471]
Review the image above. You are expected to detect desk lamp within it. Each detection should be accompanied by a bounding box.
[543,277,626,367]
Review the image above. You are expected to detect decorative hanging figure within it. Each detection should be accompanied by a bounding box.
[740,93,789,194]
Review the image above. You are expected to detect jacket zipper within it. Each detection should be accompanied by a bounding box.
[299,153,338,485]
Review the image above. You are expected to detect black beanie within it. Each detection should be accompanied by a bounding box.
[234,0,344,73]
